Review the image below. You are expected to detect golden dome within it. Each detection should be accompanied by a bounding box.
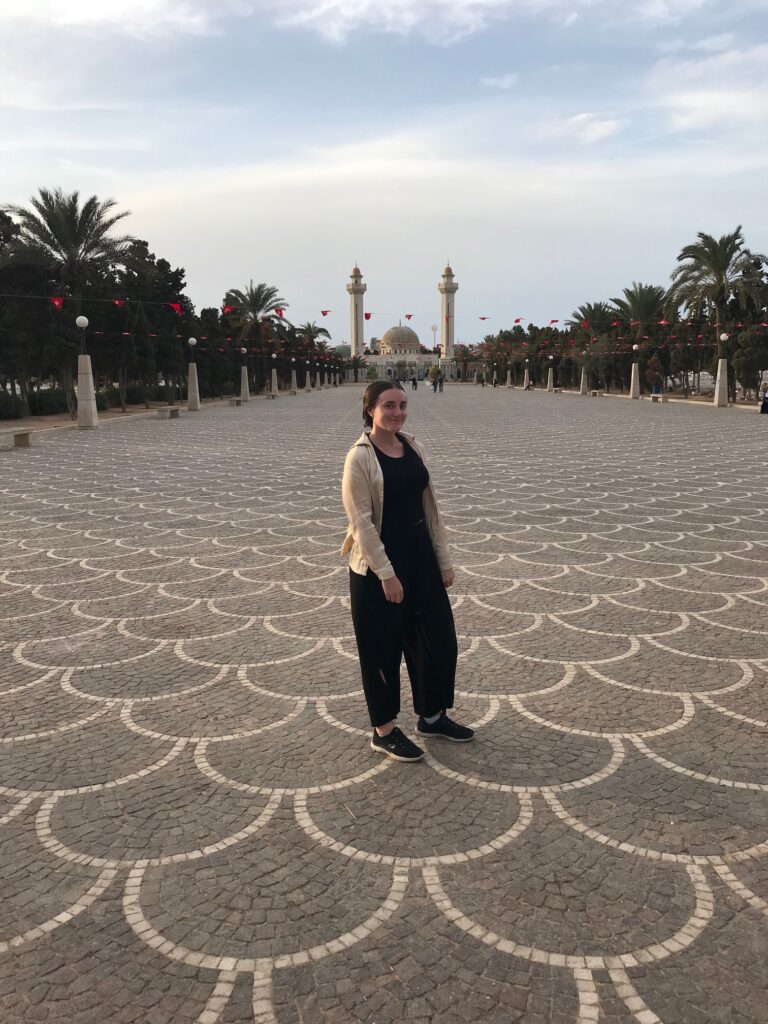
[381,324,421,355]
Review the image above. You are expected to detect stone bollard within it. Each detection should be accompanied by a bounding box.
[77,354,99,429]
[714,358,729,407]
[240,365,250,403]
[630,362,640,399]
[187,363,201,411]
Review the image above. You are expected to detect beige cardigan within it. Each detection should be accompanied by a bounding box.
[340,430,453,580]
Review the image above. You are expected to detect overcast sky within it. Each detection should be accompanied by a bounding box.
[2,0,766,346]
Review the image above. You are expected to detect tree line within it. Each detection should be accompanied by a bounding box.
[456,229,767,398]
[0,189,339,419]
[1,189,766,418]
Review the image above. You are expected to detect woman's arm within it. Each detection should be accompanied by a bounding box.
[341,449,396,581]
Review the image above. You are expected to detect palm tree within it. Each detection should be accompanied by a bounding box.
[610,283,670,329]
[224,281,287,342]
[669,227,766,356]
[568,301,614,331]
[297,321,331,353]
[1,188,134,294]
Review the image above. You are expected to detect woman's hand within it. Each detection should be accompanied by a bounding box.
[442,569,455,589]
[382,576,404,603]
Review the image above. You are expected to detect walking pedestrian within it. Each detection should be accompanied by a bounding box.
[341,381,474,762]
[761,391,768,414]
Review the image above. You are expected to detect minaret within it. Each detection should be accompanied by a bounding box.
[347,265,366,359]
[438,264,458,363]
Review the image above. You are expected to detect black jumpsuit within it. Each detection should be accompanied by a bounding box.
[349,438,458,727]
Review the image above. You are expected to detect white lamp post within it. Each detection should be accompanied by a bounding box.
[239,348,250,402]
[523,357,530,391]
[187,337,200,411]
[714,332,729,407]
[270,352,278,399]
[580,349,589,395]
[290,356,297,395]
[75,315,98,429]
[630,342,640,399]
[547,354,554,392]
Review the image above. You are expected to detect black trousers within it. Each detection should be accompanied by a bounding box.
[349,523,457,727]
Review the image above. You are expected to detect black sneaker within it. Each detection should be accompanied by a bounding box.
[416,713,475,742]
[370,727,424,762]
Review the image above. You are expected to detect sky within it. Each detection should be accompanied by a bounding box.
[1,0,767,348]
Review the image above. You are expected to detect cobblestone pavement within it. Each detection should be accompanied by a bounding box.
[2,386,768,1024]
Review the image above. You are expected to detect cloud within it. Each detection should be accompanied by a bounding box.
[2,0,763,41]
[646,44,768,131]
[481,72,519,89]
[562,112,626,143]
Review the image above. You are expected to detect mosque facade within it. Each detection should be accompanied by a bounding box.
[346,265,458,380]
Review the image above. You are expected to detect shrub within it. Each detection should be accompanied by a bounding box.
[125,384,147,405]
[0,391,24,420]
[95,392,109,411]
[28,389,69,415]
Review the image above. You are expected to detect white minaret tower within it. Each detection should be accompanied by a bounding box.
[347,265,366,359]
[438,263,458,364]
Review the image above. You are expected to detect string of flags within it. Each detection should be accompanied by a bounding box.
[3,293,768,332]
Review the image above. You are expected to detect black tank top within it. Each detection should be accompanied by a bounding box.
[370,437,429,541]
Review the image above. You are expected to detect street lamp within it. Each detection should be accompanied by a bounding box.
[75,315,89,354]
[719,332,729,358]
[187,338,200,411]
[632,343,639,361]
[188,337,197,362]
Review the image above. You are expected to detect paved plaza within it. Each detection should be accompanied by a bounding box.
[1,386,768,1024]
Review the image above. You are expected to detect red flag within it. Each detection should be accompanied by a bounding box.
[581,320,589,328]
[479,316,489,321]
[611,320,621,327]
[168,302,182,316]
[50,296,64,310]
[121,331,131,337]
[275,306,284,318]
[321,310,331,316]
[514,318,524,324]
[112,298,125,308]
[548,319,559,326]
[404,314,414,320]
[364,312,372,320]
[222,305,234,315]
[658,319,669,325]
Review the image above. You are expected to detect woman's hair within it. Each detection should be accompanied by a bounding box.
[362,380,406,428]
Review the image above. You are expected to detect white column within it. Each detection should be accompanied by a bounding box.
[580,367,588,395]
[187,362,200,411]
[630,362,640,399]
[546,367,554,392]
[270,366,278,399]
[290,367,297,395]
[714,358,729,407]
[523,367,530,390]
[240,365,250,402]
[506,368,512,388]
[347,266,367,359]
[77,354,99,429]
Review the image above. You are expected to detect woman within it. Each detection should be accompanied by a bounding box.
[341,381,474,762]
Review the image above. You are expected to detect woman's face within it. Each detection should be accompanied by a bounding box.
[369,389,408,433]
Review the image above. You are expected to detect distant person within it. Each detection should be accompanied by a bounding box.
[411,375,417,391]
[341,381,474,762]
[438,375,444,393]
[525,380,533,391]
[761,391,768,414]
[432,377,438,393]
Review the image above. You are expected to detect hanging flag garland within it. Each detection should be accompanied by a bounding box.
[167,303,182,316]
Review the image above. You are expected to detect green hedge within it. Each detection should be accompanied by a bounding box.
[0,391,24,420]
[27,389,69,415]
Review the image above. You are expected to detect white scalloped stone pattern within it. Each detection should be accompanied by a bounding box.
[1,388,768,1023]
